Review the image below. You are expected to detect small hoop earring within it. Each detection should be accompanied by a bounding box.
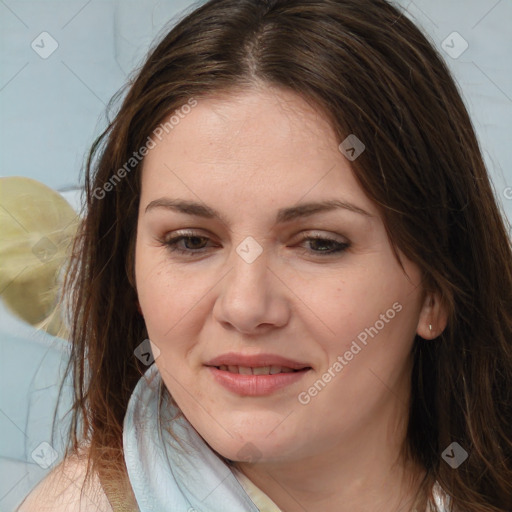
[429,323,433,333]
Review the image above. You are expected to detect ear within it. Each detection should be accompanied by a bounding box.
[416,291,448,339]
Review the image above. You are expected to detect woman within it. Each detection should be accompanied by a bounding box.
[18,0,512,510]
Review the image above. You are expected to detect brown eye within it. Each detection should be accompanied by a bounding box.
[177,236,209,250]
[298,234,350,256]
[159,231,217,257]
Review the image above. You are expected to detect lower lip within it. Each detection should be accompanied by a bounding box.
[206,366,310,396]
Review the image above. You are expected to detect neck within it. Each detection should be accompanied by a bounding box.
[237,453,426,512]
[233,396,427,512]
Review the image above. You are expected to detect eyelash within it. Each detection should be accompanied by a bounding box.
[158,231,350,257]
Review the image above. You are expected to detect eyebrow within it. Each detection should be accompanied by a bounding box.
[144,198,373,223]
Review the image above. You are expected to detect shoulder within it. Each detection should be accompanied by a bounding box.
[17,452,113,512]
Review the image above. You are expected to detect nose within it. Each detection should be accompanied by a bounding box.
[213,241,291,335]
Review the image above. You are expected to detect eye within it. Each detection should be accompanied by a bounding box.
[297,233,350,256]
[156,230,350,258]
[158,230,218,256]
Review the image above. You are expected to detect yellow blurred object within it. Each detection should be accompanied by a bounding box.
[0,177,79,339]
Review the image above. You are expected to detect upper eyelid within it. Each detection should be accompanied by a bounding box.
[163,229,214,241]
[161,232,349,252]
[163,229,348,241]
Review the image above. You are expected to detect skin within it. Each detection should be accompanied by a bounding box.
[134,86,447,512]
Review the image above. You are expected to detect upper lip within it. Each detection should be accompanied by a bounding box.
[205,352,311,370]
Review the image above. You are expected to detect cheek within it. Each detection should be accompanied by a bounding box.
[304,261,421,351]
[308,267,422,403]
[135,245,206,344]
[328,283,420,387]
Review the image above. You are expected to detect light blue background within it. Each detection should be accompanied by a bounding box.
[1,0,511,510]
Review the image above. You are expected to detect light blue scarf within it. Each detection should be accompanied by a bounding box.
[123,364,260,512]
[123,365,451,512]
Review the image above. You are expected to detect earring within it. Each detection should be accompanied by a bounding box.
[429,323,433,335]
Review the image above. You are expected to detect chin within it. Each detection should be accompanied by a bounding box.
[198,423,305,465]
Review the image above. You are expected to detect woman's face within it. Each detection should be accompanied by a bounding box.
[135,86,430,464]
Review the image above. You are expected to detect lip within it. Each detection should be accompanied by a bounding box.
[204,352,312,397]
[207,367,310,396]
[204,352,311,370]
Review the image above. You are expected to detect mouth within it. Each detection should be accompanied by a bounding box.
[211,365,310,375]
[204,352,311,370]
[204,353,312,396]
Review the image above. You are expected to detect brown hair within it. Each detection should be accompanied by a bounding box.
[62,0,512,510]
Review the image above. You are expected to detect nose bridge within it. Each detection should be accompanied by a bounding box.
[214,235,289,332]
[228,236,271,298]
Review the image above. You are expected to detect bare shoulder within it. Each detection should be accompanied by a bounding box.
[17,452,113,512]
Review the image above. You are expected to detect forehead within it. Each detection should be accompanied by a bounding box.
[139,87,376,218]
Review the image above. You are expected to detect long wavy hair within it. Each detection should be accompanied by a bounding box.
[61,0,512,510]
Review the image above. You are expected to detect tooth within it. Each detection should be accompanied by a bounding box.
[219,365,228,371]
[252,366,271,375]
[269,365,281,375]
[281,367,294,373]
[238,366,253,375]
[228,365,238,373]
